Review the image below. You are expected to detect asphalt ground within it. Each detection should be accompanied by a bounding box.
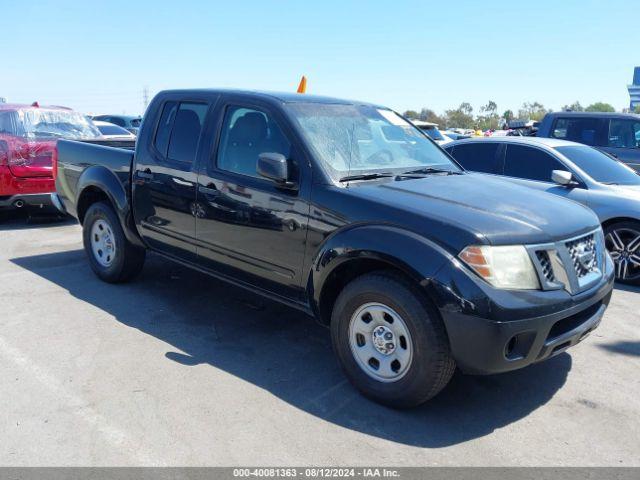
[1,212,638,466]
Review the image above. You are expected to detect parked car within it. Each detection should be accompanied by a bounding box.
[93,121,137,141]
[442,131,471,140]
[538,111,640,172]
[55,89,613,407]
[410,120,453,146]
[0,102,101,211]
[91,114,142,135]
[444,137,640,284]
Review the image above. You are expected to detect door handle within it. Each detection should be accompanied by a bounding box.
[137,169,154,180]
[172,177,193,187]
[199,184,218,195]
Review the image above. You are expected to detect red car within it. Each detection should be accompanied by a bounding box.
[0,102,101,211]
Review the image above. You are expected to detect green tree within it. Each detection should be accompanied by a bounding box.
[419,108,446,127]
[502,110,514,127]
[585,102,616,112]
[445,102,475,129]
[562,101,584,112]
[518,102,548,121]
[403,110,419,120]
[476,100,500,130]
[634,105,640,114]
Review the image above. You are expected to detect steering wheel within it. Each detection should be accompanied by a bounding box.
[366,149,394,165]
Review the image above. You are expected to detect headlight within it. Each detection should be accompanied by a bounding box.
[459,245,540,290]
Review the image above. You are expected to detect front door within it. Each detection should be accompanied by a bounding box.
[599,118,640,172]
[195,102,310,299]
[133,99,210,260]
[500,143,589,205]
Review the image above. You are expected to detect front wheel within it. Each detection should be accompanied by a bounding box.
[604,221,640,285]
[83,202,146,283]
[331,271,455,408]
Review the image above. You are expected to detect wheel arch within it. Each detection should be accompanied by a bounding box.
[308,224,452,326]
[76,166,144,248]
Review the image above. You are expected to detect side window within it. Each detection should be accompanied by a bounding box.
[154,101,177,156]
[551,117,604,146]
[153,101,208,164]
[217,106,291,178]
[167,102,208,163]
[608,120,640,149]
[111,117,126,127]
[448,143,500,174]
[504,144,565,182]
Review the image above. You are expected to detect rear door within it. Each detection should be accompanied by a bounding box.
[501,143,589,206]
[133,97,213,260]
[445,142,502,174]
[600,118,640,171]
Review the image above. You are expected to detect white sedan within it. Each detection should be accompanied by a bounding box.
[93,120,137,140]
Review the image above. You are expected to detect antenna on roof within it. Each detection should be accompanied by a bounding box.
[296,76,307,94]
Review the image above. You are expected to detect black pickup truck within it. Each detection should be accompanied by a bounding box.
[54,89,614,407]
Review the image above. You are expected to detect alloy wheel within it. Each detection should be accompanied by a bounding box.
[606,227,640,281]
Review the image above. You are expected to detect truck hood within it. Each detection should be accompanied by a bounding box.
[353,173,600,247]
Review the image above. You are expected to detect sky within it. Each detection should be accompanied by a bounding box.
[2,0,638,116]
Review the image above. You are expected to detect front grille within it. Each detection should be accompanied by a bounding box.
[536,251,555,282]
[529,228,604,294]
[566,233,597,278]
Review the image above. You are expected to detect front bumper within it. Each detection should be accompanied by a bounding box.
[431,255,615,375]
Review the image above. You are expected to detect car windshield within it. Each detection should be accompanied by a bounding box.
[286,103,460,180]
[422,127,445,141]
[97,124,131,136]
[0,109,101,140]
[555,145,640,185]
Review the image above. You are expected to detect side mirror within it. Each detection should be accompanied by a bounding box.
[257,152,296,189]
[551,170,574,186]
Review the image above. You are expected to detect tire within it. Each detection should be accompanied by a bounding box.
[330,271,455,408]
[82,201,146,283]
[604,220,640,286]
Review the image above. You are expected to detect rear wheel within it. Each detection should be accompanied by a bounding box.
[604,221,640,285]
[331,271,455,408]
[83,202,145,283]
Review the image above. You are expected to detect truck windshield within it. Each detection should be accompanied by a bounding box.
[0,109,101,140]
[555,145,640,185]
[286,103,460,180]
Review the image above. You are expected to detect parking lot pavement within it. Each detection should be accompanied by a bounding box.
[0,215,639,467]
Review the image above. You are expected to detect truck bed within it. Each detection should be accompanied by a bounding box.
[55,139,135,219]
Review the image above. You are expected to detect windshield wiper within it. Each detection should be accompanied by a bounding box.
[338,172,394,182]
[400,167,462,176]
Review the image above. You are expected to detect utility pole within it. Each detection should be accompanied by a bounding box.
[142,86,149,112]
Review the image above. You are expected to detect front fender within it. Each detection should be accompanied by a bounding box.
[309,223,454,317]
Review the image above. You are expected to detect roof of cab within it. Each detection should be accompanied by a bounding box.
[157,89,386,108]
[544,111,640,120]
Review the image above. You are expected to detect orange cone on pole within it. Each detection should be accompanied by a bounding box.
[297,76,307,94]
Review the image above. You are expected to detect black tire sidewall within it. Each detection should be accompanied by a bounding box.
[331,273,452,407]
[82,202,128,282]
